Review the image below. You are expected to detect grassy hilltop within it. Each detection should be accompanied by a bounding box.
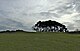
[0,32,80,51]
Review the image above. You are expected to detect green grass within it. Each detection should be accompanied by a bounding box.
[0,32,80,51]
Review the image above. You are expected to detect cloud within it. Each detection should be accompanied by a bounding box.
[0,0,80,31]
[0,17,31,31]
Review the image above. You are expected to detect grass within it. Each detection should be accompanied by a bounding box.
[0,32,80,51]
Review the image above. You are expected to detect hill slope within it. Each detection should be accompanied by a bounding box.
[0,32,80,51]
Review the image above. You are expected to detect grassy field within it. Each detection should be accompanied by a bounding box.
[0,32,80,51]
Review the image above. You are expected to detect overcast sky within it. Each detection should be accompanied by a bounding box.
[0,0,80,31]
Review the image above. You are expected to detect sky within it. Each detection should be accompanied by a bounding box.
[0,0,80,31]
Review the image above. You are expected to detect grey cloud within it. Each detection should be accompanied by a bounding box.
[0,17,31,31]
[68,0,80,13]
[0,0,80,31]
[40,12,60,18]
[74,20,80,27]
[63,22,75,31]
[48,3,75,16]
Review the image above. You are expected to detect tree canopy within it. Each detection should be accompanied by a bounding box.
[32,20,68,32]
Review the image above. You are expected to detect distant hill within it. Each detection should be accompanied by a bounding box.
[68,31,80,34]
[0,30,27,33]
[0,29,80,34]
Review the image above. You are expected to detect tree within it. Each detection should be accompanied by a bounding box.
[32,20,68,32]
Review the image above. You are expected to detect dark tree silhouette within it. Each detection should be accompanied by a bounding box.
[32,20,68,32]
